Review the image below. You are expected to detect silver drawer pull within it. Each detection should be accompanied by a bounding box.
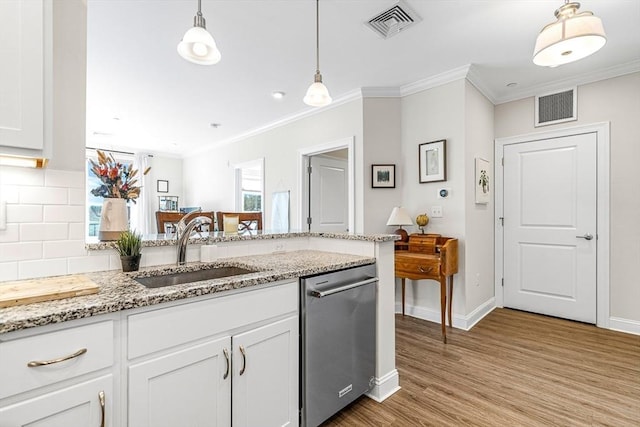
[98,390,106,427]
[418,266,433,273]
[223,348,230,380]
[309,278,378,298]
[239,345,247,376]
[27,348,87,367]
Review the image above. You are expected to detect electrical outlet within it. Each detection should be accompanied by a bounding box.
[273,242,286,253]
[431,206,443,218]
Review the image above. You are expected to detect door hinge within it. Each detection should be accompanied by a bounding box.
[501,157,504,166]
[307,165,312,174]
[499,217,504,226]
[307,217,312,225]
[501,278,504,287]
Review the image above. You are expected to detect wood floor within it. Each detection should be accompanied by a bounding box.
[322,308,640,427]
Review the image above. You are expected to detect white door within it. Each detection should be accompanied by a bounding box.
[232,316,298,427]
[309,155,348,232]
[503,132,597,323]
[128,337,232,427]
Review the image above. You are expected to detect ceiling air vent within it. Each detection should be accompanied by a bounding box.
[535,87,577,127]
[365,0,421,39]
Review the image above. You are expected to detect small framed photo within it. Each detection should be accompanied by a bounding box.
[475,157,490,204]
[159,196,179,211]
[157,180,169,193]
[419,139,446,183]
[371,164,395,188]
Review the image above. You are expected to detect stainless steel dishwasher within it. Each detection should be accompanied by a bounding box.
[300,263,377,427]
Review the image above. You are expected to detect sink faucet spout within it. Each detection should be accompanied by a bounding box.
[176,216,212,265]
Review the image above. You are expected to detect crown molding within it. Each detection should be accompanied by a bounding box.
[400,64,471,97]
[466,64,499,104]
[493,59,640,104]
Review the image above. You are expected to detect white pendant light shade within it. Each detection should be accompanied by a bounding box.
[533,2,606,67]
[178,27,221,65]
[177,0,221,65]
[304,72,332,107]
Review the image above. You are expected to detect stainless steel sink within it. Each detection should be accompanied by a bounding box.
[134,266,257,288]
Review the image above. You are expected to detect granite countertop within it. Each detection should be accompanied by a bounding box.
[0,250,375,335]
[86,231,399,250]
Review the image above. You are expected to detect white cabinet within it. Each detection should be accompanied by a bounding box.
[126,281,299,427]
[0,0,51,155]
[129,337,232,427]
[0,319,116,427]
[232,316,298,427]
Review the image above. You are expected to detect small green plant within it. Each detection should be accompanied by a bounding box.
[115,230,142,257]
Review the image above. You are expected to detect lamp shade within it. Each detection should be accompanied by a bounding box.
[386,207,413,227]
[177,26,221,65]
[533,2,606,67]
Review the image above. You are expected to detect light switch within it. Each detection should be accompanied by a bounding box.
[431,206,443,218]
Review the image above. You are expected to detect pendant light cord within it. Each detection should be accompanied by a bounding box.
[197,0,202,16]
[315,0,320,73]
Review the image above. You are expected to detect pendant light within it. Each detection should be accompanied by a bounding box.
[533,1,606,67]
[177,0,221,65]
[303,0,332,107]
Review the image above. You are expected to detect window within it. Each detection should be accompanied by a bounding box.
[235,159,263,212]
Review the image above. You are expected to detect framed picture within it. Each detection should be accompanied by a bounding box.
[475,157,490,204]
[158,196,179,211]
[371,164,395,188]
[157,180,169,193]
[419,139,446,183]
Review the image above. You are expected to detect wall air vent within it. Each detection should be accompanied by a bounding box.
[365,0,421,39]
[535,87,577,127]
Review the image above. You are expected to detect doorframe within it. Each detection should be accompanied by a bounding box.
[494,122,610,328]
[297,136,355,233]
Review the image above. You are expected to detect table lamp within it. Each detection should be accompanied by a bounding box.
[386,207,413,242]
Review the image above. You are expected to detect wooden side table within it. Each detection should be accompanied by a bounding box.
[394,234,458,343]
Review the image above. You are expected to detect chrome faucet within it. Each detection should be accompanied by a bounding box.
[176,216,212,266]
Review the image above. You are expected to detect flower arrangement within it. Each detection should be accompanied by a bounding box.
[89,150,150,202]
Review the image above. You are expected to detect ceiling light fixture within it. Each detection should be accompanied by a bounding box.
[303,0,332,107]
[272,91,286,100]
[177,0,221,65]
[533,1,606,67]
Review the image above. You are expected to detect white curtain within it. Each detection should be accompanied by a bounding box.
[131,153,153,235]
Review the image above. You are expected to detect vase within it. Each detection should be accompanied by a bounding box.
[120,254,141,272]
[99,198,128,241]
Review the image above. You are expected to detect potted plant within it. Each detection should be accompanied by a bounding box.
[115,230,143,272]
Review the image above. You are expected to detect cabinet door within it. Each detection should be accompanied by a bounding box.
[0,0,47,150]
[0,375,112,427]
[129,336,231,427]
[232,316,298,427]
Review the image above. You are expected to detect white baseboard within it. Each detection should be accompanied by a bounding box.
[608,317,640,336]
[366,369,400,402]
[395,297,496,331]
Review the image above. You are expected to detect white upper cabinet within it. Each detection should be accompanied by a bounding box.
[0,0,51,153]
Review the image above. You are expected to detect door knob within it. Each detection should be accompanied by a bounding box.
[576,233,594,240]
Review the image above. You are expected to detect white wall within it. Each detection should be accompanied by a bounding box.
[362,97,403,234]
[399,80,468,318]
[183,100,364,232]
[147,155,184,233]
[494,72,640,323]
[463,81,495,315]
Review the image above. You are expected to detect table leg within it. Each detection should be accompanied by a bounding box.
[447,275,453,328]
[440,276,447,343]
[401,278,406,316]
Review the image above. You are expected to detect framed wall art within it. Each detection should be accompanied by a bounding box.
[157,179,169,193]
[475,157,490,204]
[371,164,396,188]
[419,139,446,183]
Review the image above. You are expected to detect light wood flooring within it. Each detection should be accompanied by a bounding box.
[322,308,640,427]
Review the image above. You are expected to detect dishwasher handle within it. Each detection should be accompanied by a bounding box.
[308,277,378,298]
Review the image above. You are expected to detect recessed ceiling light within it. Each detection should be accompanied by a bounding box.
[210,123,221,128]
[272,91,286,100]
[506,82,518,88]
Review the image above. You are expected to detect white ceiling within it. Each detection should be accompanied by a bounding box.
[86,0,640,156]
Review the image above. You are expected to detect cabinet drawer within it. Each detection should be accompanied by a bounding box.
[0,321,114,399]
[395,256,441,280]
[128,281,297,359]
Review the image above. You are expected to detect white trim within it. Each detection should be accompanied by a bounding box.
[395,297,495,331]
[232,157,264,213]
[608,317,640,336]
[494,122,610,328]
[400,64,471,97]
[466,64,497,104]
[297,137,355,233]
[365,369,400,402]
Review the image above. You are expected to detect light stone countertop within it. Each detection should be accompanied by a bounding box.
[0,250,375,335]
[86,231,399,250]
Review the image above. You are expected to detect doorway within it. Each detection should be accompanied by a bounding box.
[298,137,355,233]
[495,123,610,327]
